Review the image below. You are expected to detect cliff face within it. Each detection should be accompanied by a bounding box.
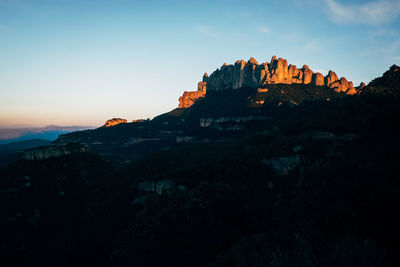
[178,56,359,108]
[178,82,207,108]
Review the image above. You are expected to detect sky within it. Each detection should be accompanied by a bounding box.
[0,0,399,127]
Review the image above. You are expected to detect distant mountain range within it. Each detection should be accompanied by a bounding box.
[0,125,93,166]
[0,125,95,144]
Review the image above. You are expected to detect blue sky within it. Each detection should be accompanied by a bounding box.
[0,0,399,127]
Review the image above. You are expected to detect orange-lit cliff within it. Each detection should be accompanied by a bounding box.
[178,56,362,108]
[104,118,127,127]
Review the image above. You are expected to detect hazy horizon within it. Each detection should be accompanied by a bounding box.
[1,0,399,127]
[0,123,97,129]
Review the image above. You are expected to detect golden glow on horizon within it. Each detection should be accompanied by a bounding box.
[0,113,103,127]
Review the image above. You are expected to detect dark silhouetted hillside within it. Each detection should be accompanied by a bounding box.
[0,63,399,266]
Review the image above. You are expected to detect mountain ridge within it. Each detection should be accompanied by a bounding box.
[37,63,397,163]
[368,64,400,88]
[179,56,361,108]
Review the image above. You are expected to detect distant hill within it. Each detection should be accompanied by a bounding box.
[0,125,95,144]
[0,139,51,152]
[179,56,360,108]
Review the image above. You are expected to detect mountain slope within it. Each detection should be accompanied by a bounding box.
[0,63,399,266]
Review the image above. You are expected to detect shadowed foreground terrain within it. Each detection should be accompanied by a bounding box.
[0,64,399,266]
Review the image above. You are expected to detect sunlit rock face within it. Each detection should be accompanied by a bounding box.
[178,56,360,108]
[312,72,325,86]
[178,81,207,108]
[104,118,128,127]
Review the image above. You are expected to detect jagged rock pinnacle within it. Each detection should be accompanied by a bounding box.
[248,57,259,65]
[178,56,359,108]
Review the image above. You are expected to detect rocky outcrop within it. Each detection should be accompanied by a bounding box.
[22,143,89,160]
[178,81,207,108]
[179,56,360,108]
[104,118,127,127]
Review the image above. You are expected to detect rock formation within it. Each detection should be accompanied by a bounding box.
[179,56,359,108]
[104,118,127,127]
[178,81,207,108]
[312,72,325,86]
